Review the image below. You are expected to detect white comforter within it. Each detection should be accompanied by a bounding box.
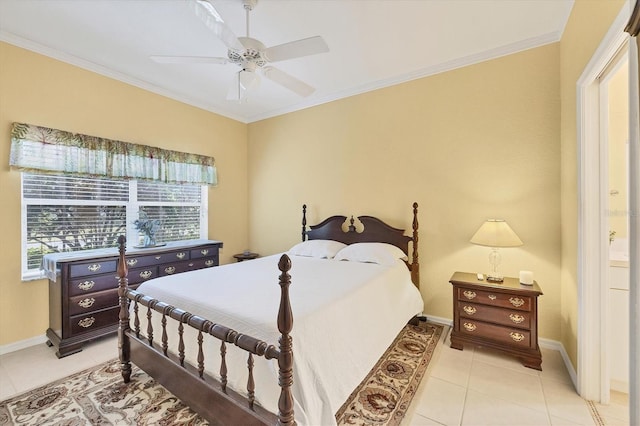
[135,254,424,426]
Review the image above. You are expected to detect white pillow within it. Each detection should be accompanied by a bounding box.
[334,242,407,266]
[288,239,347,259]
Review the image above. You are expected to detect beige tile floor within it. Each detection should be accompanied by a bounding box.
[0,326,630,426]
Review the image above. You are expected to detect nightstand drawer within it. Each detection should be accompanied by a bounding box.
[457,319,531,348]
[457,301,531,329]
[457,287,531,312]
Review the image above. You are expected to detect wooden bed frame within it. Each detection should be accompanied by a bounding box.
[117,202,420,425]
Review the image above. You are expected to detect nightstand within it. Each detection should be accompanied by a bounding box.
[449,271,543,370]
[233,252,259,262]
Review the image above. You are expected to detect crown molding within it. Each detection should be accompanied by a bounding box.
[247,31,562,123]
[2,29,560,125]
[0,31,249,123]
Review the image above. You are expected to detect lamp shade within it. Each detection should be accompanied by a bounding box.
[470,219,523,248]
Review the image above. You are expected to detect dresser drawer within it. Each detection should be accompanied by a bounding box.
[457,287,531,311]
[127,266,159,285]
[70,306,120,335]
[122,253,165,269]
[190,246,218,260]
[69,289,118,316]
[457,301,531,330]
[69,273,118,296]
[158,257,217,276]
[69,260,117,278]
[457,319,531,348]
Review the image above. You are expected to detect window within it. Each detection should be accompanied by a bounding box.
[22,173,207,280]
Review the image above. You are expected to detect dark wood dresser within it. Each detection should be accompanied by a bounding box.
[45,240,223,358]
[449,271,543,370]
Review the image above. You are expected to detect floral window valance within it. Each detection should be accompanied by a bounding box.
[9,122,217,186]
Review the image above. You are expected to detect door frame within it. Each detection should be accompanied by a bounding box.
[577,3,631,402]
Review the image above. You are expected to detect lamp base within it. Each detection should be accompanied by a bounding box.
[486,275,504,283]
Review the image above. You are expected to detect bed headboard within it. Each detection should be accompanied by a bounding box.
[301,203,421,288]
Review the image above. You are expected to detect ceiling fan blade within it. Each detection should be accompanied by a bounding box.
[263,36,329,63]
[226,71,260,101]
[150,55,228,64]
[262,66,315,97]
[191,0,244,52]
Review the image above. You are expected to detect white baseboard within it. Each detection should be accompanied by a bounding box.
[424,314,578,389]
[423,314,453,328]
[0,334,48,356]
[539,337,578,389]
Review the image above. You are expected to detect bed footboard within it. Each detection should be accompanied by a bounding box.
[116,236,295,426]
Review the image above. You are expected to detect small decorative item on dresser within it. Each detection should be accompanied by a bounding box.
[519,270,534,285]
[449,271,543,370]
[233,251,259,262]
[133,211,162,248]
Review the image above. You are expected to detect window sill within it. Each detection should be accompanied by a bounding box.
[22,270,48,282]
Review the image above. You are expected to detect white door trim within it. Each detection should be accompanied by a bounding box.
[577,3,631,401]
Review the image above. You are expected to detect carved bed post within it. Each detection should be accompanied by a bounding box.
[277,254,295,426]
[117,235,132,382]
[301,204,307,242]
[411,202,420,289]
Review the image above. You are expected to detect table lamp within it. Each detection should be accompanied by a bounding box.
[470,219,523,282]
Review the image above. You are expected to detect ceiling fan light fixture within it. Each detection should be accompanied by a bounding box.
[239,69,259,91]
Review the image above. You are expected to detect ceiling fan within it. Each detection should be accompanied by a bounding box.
[151,0,329,100]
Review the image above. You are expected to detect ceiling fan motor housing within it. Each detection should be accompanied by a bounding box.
[228,37,267,70]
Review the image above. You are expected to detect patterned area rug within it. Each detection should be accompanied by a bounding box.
[0,321,442,426]
[335,321,443,426]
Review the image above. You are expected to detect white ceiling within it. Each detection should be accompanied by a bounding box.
[0,0,574,123]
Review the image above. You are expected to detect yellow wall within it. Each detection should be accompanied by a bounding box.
[0,42,249,345]
[248,44,563,340]
[559,0,626,369]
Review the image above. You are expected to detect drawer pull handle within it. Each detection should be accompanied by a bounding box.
[78,298,95,309]
[463,291,476,300]
[509,314,525,324]
[509,297,525,308]
[463,322,477,332]
[205,260,214,267]
[463,305,477,315]
[126,259,138,266]
[78,280,95,291]
[201,249,209,255]
[176,252,186,259]
[139,270,153,279]
[164,266,176,275]
[155,256,162,260]
[488,295,497,300]
[510,332,525,342]
[78,317,95,328]
[87,264,101,272]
